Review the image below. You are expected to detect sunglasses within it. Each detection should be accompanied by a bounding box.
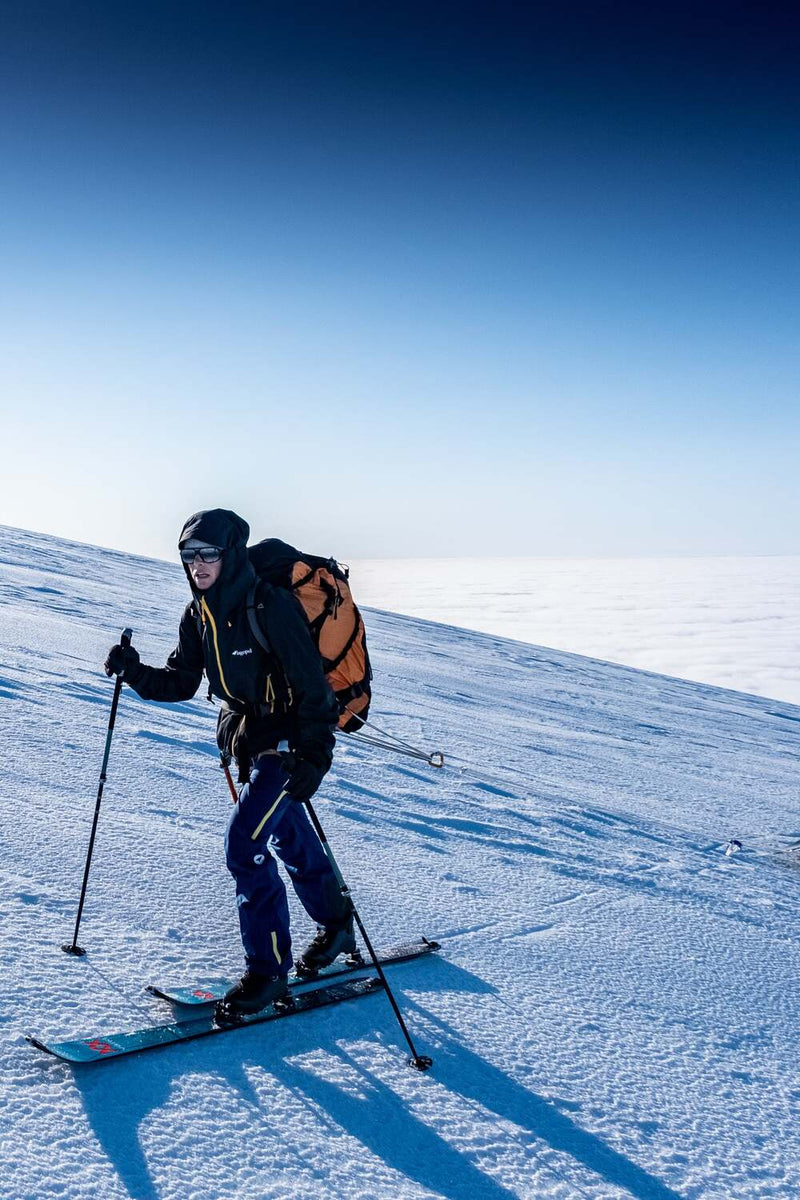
[180,546,224,564]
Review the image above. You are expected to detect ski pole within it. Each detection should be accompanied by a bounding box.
[62,627,133,957]
[220,753,239,803]
[304,798,433,1071]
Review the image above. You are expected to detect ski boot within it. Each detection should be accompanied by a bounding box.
[295,915,358,977]
[215,971,292,1024]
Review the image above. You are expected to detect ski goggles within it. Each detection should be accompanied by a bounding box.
[180,545,224,564]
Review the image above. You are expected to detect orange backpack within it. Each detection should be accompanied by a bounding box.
[246,539,371,733]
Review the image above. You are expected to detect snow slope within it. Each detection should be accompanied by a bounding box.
[1,524,799,1200]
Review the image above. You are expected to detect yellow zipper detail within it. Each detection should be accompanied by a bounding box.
[251,788,288,841]
[200,597,234,700]
[271,931,282,965]
[265,673,275,713]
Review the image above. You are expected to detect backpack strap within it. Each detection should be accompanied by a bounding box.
[246,582,293,712]
[245,581,272,655]
[321,610,362,672]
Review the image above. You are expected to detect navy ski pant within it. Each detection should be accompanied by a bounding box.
[224,754,347,976]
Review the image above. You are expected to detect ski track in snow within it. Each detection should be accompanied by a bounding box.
[1,524,799,1199]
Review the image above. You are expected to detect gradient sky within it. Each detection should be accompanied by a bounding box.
[1,1,798,560]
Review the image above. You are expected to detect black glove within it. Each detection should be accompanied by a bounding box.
[281,750,330,803]
[104,642,140,680]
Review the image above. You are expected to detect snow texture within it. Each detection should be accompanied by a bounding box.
[1,524,799,1199]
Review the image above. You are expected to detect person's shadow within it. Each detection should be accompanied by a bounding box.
[71,958,683,1200]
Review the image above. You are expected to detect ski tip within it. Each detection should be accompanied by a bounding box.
[144,984,179,1000]
[421,937,441,951]
[25,1035,55,1056]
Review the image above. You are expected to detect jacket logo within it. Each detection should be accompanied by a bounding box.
[231,648,254,657]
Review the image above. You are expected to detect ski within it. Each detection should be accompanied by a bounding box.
[146,937,440,1007]
[27,976,384,1064]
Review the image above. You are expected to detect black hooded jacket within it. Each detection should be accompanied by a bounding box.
[123,509,338,768]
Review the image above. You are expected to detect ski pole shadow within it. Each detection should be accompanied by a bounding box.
[73,995,521,1199]
[69,958,496,1199]
[268,1051,522,1200]
[394,969,684,1200]
[74,1059,166,1200]
[71,958,682,1200]
[268,958,684,1200]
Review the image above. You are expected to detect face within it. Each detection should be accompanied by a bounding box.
[187,554,223,590]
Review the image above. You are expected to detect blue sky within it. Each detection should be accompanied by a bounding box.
[1,1,798,560]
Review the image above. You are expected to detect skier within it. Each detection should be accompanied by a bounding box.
[104,508,355,1016]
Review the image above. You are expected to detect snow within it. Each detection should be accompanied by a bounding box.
[1,523,799,1199]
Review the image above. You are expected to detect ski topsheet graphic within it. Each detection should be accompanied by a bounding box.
[27,939,441,1064]
[27,976,383,1063]
[147,937,440,1006]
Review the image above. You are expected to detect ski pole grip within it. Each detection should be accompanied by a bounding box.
[120,627,133,648]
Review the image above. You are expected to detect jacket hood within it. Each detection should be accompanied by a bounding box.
[178,508,250,551]
[178,508,255,614]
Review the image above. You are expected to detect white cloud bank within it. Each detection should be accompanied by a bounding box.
[351,555,800,705]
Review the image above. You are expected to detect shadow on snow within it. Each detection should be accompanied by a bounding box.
[72,958,682,1200]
